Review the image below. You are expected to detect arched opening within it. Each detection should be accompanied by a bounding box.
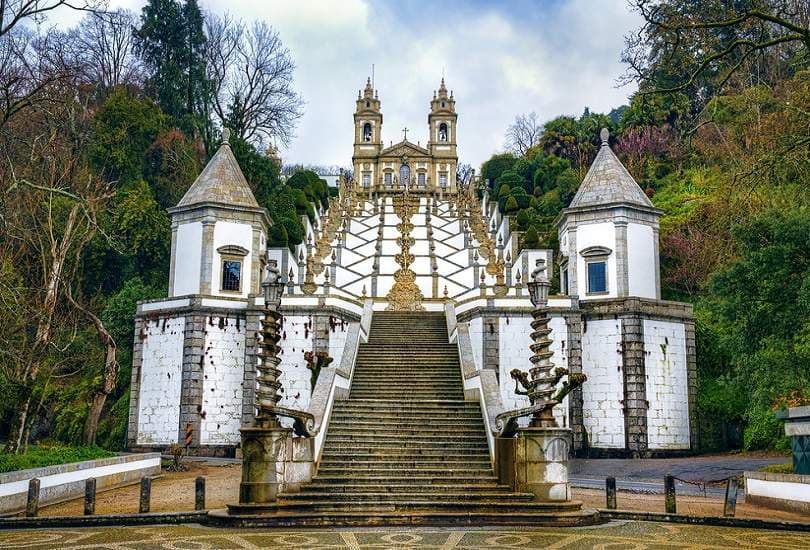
[363,122,372,142]
[399,164,410,188]
[439,122,448,142]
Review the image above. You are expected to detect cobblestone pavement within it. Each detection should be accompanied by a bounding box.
[1,521,808,549]
[570,455,787,483]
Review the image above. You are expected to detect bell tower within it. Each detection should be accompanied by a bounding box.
[353,78,382,189]
[427,78,458,192]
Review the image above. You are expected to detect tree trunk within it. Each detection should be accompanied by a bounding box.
[83,393,108,446]
[68,288,119,447]
[4,393,32,454]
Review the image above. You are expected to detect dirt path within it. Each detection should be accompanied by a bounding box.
[41,461,239,516]
[40,461,809,524]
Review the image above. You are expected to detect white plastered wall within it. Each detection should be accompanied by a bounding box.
[278,315,314,412]
[644,319,690,449]
[498,315,569,427]
[581,318,625,448]
[627,222,657,298]
[137,317,186,444]
[575,222,617,300]
[200,317,246,445]
[173,223,202,296]
[212,221,254,299]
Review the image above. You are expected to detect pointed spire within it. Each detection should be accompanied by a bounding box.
[176,127,259,209]
[567,128,654,210]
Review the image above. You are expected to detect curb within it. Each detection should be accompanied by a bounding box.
[0,511,207,530]
[599,509,810,532]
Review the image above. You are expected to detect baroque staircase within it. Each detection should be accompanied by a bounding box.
[222,311,595,526]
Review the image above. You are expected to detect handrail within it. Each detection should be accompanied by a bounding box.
[309,299,372,466]
[445,301,506,467]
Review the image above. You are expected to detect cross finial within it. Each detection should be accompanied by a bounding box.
[600,127,609,145]
[402,127,409,141]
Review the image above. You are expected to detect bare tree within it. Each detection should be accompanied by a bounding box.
[67,10,142,89]
[0,0,106,39]
[456,163,474,185]
[204,15,303,146]
[504,112,542,156]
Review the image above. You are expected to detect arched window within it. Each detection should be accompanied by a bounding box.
[439,123,448,142]
[399,164,410,187]
[363,122,372,142]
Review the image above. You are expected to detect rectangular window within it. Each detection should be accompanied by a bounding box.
[384,172,392,185]
[418,173,426,187]
[587,261,607,294]
[561,266,569,295]
[439,173,447,188]
[222,259,242,292]
[362,172,371,188]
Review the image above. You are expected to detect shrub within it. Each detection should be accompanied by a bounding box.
[0,445,113,473]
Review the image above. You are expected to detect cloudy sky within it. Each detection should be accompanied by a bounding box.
[54,0,641,168]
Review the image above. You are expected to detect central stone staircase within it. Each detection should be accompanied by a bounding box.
[222,311,594,526]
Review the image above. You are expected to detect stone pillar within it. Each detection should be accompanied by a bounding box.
[199,219,216,295]
[178,312,206,448]
[564,312,585,451]
[497,427,572,501]
[567,227,578,297]
[621,316,648,453]
[482,315,499,372]
[127,316,146,448]
[313,309,330,355]
[684,318,698,450]
[653,226,662,299]
[168,220,179,296]
[614,219,629,297]
[241,305,263,426]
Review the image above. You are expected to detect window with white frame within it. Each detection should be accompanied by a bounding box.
[418,172,426,187]
[439,172,447,188]
[384,172,392,186]
[580,246,611,295]
[362,172,371,188]
[217,245,249,293]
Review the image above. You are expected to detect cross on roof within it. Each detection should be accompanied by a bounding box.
[402,127,409,141]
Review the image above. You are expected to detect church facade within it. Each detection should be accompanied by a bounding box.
[127,78,696,459]
[353,78,458,194]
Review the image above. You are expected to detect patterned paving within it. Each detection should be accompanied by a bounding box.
[1,521,808,549]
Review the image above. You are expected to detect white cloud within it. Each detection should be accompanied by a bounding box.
[47,0,641,168]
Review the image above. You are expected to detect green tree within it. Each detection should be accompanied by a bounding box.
[480,153,516,190]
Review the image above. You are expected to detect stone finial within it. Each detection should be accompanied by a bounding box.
[600,127,609,145]
[222,127,231,145]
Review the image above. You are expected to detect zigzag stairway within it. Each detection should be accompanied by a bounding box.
[224,311,593,526]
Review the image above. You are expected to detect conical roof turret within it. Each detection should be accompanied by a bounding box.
[567,128,653,210]
[176,128,259,210]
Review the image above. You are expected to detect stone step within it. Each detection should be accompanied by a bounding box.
[329,414,483,424]
[332,400,480,411]
[348,390,463,397]
[322,442,489,452]
[316,468,492,477]
[326,427,484,437]
[302,484,510,493]
[328,419,484,429]
[320,451,489,461]
[316,462,491,472]
[326,431,486,442]
[279,492,535,504]
[214,507,598,528]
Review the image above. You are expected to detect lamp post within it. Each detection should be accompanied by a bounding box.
[238,259,288,505]
[526,258,558,427]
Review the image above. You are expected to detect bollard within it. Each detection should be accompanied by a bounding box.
[139,476,152,514]
[605,476,617,510]
[25,478,40,517]
[84,478,97,516]
[195,476,206,511]
[664,475,677,514]
[723,477,739,517]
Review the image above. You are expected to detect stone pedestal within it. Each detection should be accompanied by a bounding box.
[777,406,810,475]
[496,427,572,501]
[238,424,291,504]
[238,424,316,504]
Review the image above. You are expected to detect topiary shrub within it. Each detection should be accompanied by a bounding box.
[523,226,540,249]
[504,196,520,214]
[516,209,530,229]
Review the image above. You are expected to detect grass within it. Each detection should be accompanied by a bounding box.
[0,444,114,474]
[758,462,794,474]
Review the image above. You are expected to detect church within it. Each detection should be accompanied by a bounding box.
[127,78,696,472]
